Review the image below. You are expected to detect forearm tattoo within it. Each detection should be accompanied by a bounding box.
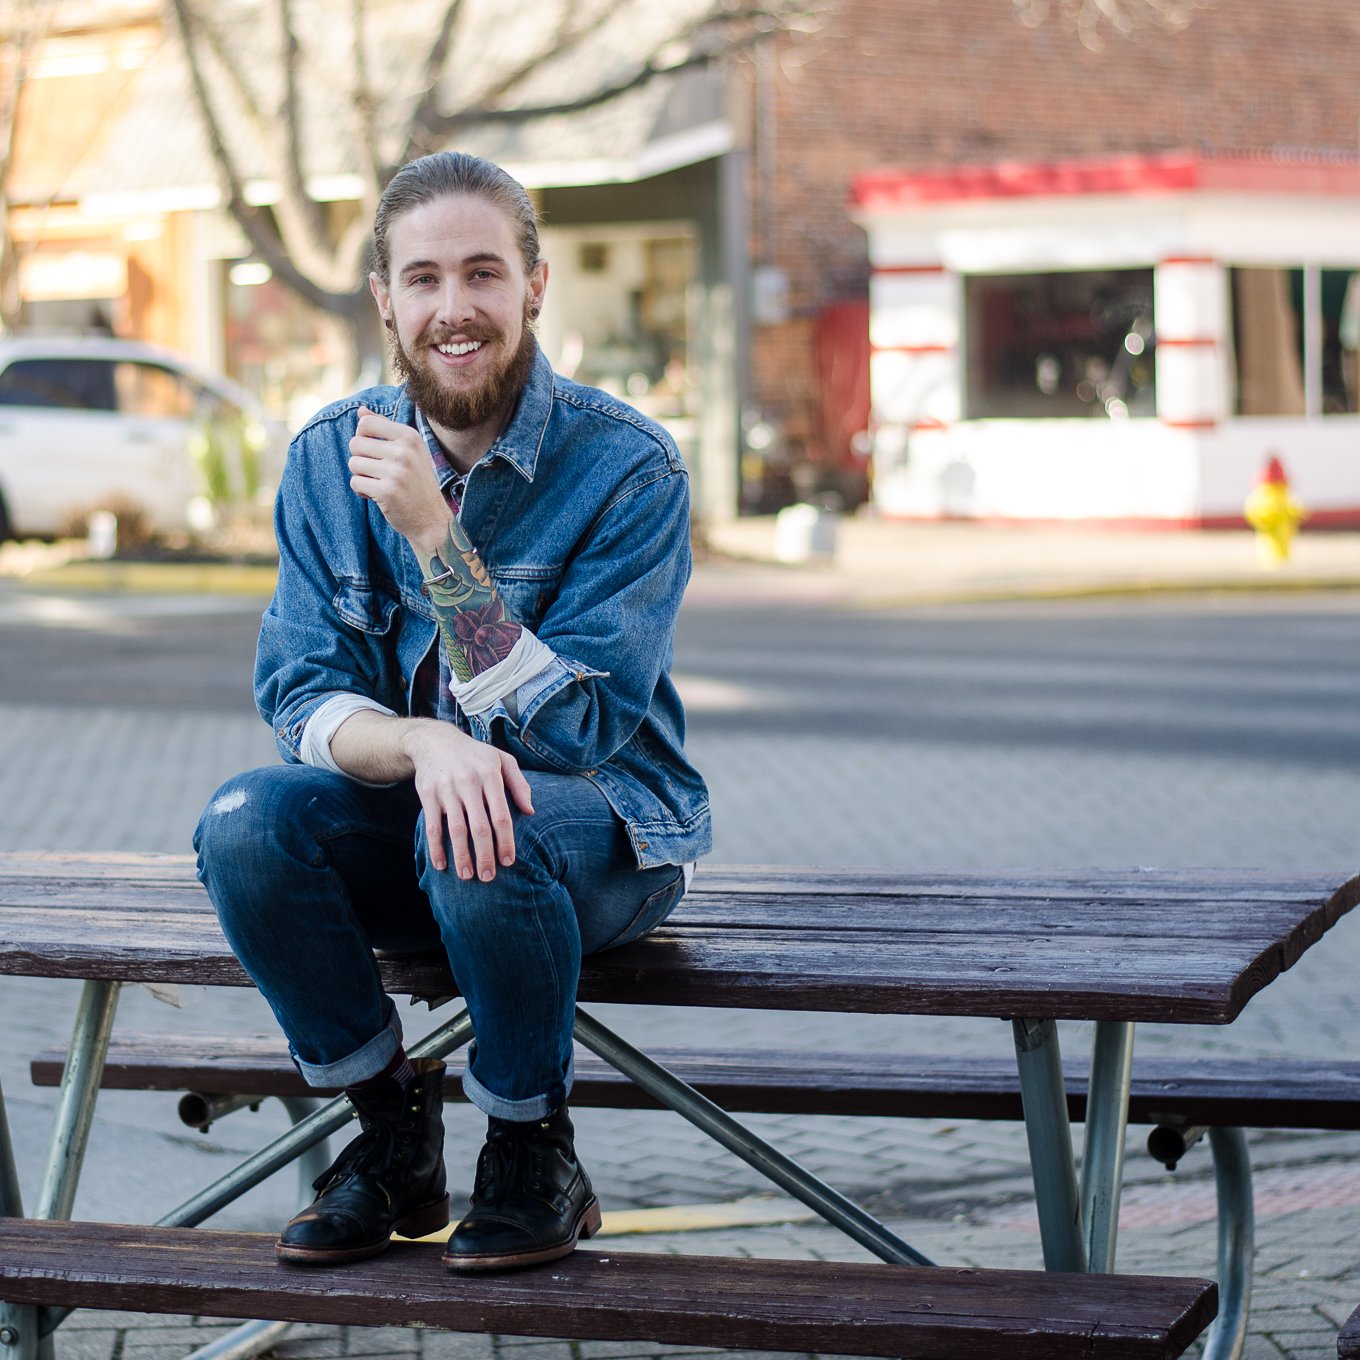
[422,519,521,683]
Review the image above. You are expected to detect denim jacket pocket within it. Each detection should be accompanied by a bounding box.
[332,578,401,634]
[489,565,563,631]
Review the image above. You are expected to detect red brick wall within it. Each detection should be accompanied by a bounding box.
[744,0,1360,487]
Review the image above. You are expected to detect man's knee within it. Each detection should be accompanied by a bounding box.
[195,765,327,873]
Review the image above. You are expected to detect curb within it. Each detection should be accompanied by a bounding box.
[11,561,279,597]
[8,556,1360,607]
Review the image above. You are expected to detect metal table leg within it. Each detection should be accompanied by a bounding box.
[1200,1128,1253,1360]
[0,1075,40,1360]
[33,1007,476,1341]
[35,982,121,1222]
[2,980,121,1360]
[1080,1020,1134,1273]
[1012,1017,1086,1273]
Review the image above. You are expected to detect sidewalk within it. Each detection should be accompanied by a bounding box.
[699,514,1360,608]
[3,521,1358,1360]
[3,517,1357,608]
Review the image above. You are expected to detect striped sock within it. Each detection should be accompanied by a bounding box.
[347,1047,415,1093]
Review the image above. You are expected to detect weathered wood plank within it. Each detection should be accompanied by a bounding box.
[1338,1302,1360,1360]
[31,1037,1360,1131]
[1,855,1355,1023]
[0,1220,1217,1359]
[0,911,1274,1019]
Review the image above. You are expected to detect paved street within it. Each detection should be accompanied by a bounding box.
[1,563,1359,1359]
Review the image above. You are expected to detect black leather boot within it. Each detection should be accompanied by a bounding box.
[443,1105,601,1272]
[276,1057,449,1264]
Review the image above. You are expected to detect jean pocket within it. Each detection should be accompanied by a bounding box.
[594,868,686,953]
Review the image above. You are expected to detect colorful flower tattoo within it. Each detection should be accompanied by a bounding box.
[423,520,521,684]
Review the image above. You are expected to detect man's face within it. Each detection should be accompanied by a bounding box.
[370,194,547,432]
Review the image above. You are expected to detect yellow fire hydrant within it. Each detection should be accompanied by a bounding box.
[1243,454,1306,567]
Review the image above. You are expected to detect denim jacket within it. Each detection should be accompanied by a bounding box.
[255,347,712,870]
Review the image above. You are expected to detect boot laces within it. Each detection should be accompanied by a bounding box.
[311,1116,401,1193]
[473,1122,549,1204]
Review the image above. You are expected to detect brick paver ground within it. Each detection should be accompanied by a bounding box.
[2,558,1357,1360]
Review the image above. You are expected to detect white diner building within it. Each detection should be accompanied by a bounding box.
[851,151,1360,526]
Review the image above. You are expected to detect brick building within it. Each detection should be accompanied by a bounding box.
[7,1,1358,523]
[740,0,1360,520]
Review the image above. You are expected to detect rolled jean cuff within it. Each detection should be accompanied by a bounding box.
[292,997,404,1088]
[460,1045,574,1121]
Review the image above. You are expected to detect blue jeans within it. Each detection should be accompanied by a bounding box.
[193,764,686,1119]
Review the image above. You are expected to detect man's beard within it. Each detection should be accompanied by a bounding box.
[389,309,538,431]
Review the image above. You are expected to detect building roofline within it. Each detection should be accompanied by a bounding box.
[850,149,1360,212]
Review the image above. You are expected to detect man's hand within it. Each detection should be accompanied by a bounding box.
[400,719,535,879]
[349,406,451,558]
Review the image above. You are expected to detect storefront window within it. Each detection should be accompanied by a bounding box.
[1323,269,1359,415]
[1231,266,1360,417]
[1230,267,1305,416]
[964,269,1156,419]
[547,233,694,419]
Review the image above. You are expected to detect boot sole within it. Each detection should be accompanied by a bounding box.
[276,1194,451,1265]
[442,1196,603,1273]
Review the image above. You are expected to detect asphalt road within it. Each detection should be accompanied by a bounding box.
[6,588,1357,765]
[3,582,1360,1360]
[4,583,1355,870]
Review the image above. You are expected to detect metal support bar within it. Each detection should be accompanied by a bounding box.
[1080,1020,1134,1273]
[0,1076,40,1360]
[176,1093,331,1205]
[1012,1017,1086,1273]
[276,1098,331,1203]
[3,982,120,1360]
[0,1080,24,1222]
[38,1008,475,1337]
[1146,1123,1207,1171]
[158,1006,470,1232]
[35,981,121,1222]
[177,1093,267,1131]
[1200,1128,1254,1360]
[572,1006,933,1267]
[181,1320,293,1360]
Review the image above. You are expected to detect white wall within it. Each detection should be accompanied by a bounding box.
[862,188,1360,522]
[873,420,1202,521]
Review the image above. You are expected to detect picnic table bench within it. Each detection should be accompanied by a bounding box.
[4,851,1358,1360]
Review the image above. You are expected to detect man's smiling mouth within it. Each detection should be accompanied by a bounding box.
[436,341,483,356]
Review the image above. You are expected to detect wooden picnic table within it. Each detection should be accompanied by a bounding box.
[1,851,1357,1360]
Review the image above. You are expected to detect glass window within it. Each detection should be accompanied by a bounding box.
[1323,269,1359,415]
[964,269,1156,419]
[1230,268,1305,416]
[114,362,199,419]
[1230,266,1360,416]
[0,357,117,410]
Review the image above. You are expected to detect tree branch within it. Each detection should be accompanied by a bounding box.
[421,2,809,144]
[166,0,348,311]
[350,0,385,195]
[272,0,331,251]
[393,0,468,171]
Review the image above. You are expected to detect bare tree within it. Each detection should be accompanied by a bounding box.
[1014,0,1214,50]
[166,0,828,381]
[0,0,47,332]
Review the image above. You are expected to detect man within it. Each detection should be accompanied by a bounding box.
[194,151,711,1273]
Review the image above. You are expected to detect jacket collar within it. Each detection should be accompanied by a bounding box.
[400,341,553,486]
[481,343,553,484]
